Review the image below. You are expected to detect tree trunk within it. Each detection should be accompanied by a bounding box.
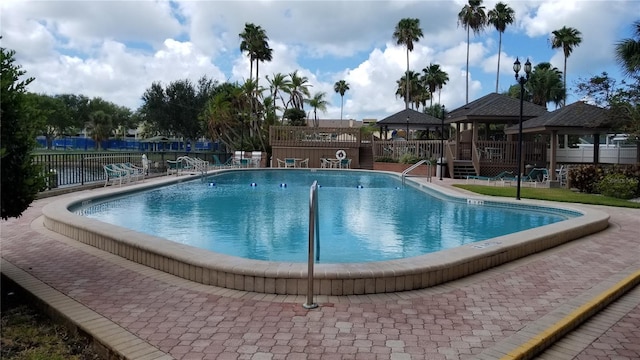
[496,32,502,93]
[563,55,568,107]
[466,27,470,104]
[405,47,410,110]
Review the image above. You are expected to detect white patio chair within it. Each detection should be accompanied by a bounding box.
[251,151,262,167]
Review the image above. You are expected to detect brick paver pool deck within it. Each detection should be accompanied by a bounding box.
[1,177,639,360]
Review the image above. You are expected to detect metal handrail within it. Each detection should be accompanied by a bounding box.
[303,181,319,309]
[401,159,432,184]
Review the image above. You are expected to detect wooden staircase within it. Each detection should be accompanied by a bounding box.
[453,160,476,179]
[359,144,374,170]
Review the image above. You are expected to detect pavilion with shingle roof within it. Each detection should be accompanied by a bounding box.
[376,108,444,139]
[505,101,613,180]
[446,92,549,124]
[444,93,548,160]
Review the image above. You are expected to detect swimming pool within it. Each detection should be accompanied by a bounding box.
[43,169,610,295]
[75,170,575,263]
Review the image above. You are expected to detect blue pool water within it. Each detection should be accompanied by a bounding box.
[76,170,577,263]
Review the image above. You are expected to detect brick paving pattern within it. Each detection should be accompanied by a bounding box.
[1,182,639,360]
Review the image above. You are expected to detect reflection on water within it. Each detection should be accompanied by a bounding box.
[75,170,577,263]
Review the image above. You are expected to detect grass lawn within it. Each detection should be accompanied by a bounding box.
[1,279,101,360]
[454,185,640,208]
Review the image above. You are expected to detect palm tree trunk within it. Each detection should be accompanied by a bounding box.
[314,108,318,128]
[406,47,410,110]
[563,55,567,106]
[496,32,502,93]
[466,27,470,104]
[340,95,344,120]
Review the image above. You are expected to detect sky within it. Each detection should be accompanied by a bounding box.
[1,0,639,122]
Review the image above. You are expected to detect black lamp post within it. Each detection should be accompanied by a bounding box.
[440,105,445,181]
[513,57,532,200]
[406,116,410,141]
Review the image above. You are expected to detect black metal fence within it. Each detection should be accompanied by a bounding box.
[33,151,232,189]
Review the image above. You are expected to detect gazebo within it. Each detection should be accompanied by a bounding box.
[444,93,548,178]
[376,108,444,140]
[505,101,612,181]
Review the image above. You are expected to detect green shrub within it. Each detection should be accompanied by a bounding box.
[399,153,420,164]
[568,165,605,193]
[598,173,639,199]
[374,156,398,163]
[620,165,640,197]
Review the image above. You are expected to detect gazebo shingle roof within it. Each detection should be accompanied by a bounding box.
[446,93,548,123]
[376,108,443,129]
[505,101,612,134]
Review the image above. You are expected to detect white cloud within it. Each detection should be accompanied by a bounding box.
[1,0,637,121]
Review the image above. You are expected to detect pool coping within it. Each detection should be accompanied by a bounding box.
[41,169,611,296]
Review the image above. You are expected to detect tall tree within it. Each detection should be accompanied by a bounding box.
[333,80,350,120]
[526,62,565,108]
[434,66,449,105]
[392,18,424,110]
[487,2,515,93]
[86,110,112,150]
[395,71,421,110]
[266,72,292,119]
[305,92,329,128]
[551,26,582,106]
[57,94,91,134]
[239,23,272,90]
[615,20,640,77]
[287,70,311,111]
[458,0,487,104]
[239,23,258,83]
[421,63,445,108]
[27,93,71,149]
[1,47,46,219]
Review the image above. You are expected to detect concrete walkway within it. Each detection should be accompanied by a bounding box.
[1,178,639,360]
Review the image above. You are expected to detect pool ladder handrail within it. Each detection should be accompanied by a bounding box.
[401,159,432,184]
[303,181,319,309]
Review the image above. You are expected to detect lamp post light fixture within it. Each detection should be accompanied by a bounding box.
[440,105,445,181]
[513,57,532,200]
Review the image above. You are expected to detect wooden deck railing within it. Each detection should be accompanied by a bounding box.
[269,126,361,148]
[371,140,443,161]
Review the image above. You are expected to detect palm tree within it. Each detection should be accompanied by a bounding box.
[458,0,487,104]
[239,23,272,85]
[239,23,258,82]
[395,71,420,110]
[487,2,515,93]
[392,18,424,110]
[333,80,350,120]
[87,110,112,150]
[526,62,565,108]
[615,20,640,77]
[436,71,449,106]
[254,44,273,88]
[412,87,430,112]
[551,26,582,106]
[203,92,237,148]
[266,72,292,121]
[305,92,329,128]
[287,70,312,110]
[421,63,445,108]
